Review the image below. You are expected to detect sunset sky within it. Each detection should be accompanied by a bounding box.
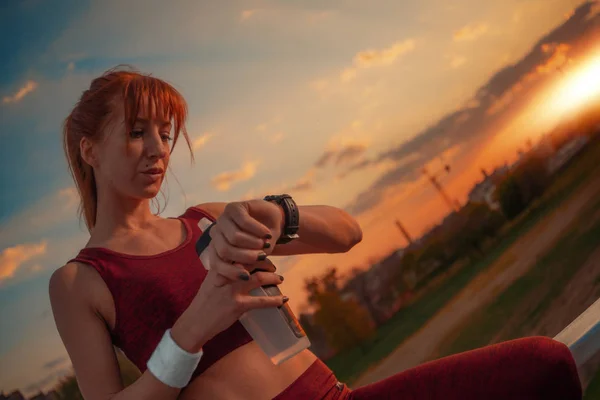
[1,0,599,395]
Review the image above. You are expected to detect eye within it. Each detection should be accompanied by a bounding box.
[129,129,144,139]
[161,132,173,143]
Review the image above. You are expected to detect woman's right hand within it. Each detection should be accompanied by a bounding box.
[171,260,286,353]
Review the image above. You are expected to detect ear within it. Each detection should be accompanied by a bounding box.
[79,137,97,168]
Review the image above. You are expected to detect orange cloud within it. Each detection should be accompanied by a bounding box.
[537,43,571,73]
[307,10,336,23]
[486,42,571,116]
[2,80,38,104]
[315,140,370,168]
[354,40,416,68]
[240,9,257,21]
[453,23,489,42]
[58,187,79,209]
[0,241,48,283]
[450,55,467,69]
[192,132,214,151]
[341,39,416,82]
[588,2,600,21]
[211,161,259,191]
[310,79,329,92]
[285,170,316,193]
[270,132,285,144]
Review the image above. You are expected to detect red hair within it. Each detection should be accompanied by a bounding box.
[63,65,193,232]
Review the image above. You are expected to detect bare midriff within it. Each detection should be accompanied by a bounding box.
[179,343,318,400]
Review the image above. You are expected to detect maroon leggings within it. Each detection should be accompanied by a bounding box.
[272,337,582,400]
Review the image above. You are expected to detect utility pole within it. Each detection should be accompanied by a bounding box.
[422,165,461,213]
[395,219,414,246]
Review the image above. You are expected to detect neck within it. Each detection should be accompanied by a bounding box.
[93,185,158,239]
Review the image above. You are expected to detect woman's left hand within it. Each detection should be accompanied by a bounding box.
[208,199,284,268]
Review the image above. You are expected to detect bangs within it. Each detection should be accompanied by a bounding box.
[122,75,191,154]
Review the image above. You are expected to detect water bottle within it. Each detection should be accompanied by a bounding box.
[195,217,311,365]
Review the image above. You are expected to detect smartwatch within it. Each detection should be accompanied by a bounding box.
[263,194,300,244]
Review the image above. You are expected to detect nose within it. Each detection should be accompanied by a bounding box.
[145,130,167,160]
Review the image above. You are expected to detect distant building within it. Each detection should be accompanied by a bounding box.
[546,135,589,175]
[467,166,509,210]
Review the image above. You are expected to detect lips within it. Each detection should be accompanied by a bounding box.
[142,168,164,175]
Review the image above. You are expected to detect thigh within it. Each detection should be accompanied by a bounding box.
[347,337,581,400]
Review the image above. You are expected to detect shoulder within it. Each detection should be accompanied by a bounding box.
[49,261,112,316]
[50,261,97,296]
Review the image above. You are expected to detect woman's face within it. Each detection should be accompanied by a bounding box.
[91,99,173,201]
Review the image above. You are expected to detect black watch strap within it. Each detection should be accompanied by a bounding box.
[263,194,300,244]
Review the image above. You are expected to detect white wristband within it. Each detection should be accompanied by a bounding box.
[146,329,203,388]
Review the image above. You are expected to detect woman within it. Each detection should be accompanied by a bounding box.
[50,66,583,400]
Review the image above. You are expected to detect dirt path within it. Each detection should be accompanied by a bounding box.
[352,177,600,387]
[525,246,600,388]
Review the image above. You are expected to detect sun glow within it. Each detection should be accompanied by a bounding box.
[546,48,600,116]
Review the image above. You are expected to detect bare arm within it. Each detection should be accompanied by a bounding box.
[49,263,187,400]
[195,202,363,256]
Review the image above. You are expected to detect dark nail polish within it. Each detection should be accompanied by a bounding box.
[278,275,284,282]
[265,233,273,240]
[263,242,271,249]
[282,296,289,304]
[239,272,250,281]
[257,252,267,261]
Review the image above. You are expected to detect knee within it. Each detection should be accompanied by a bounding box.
[515,336,582,399]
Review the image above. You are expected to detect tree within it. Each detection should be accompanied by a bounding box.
[496,153,550,220]
[496,174,527,219]
[515,154,549,203]
[458,202,505,252]
[347,268,384,325]
[417,238,448,265]
[304,267,375,352]
[398,251,418,291]
[55,375,83,400]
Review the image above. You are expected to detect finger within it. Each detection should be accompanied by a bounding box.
[236,271,284,293]
[237,293,289,311]
[207,245,250,285]
[225,202,272,239]
[249,259,277,274]
[204,267,230,288]
[218,215,268,250]
[212,227,268,264]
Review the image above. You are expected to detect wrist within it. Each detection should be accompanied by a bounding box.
[276,203,286,233]
[171,312,207,354]
[263,194,300,245]
[147,328,203,388]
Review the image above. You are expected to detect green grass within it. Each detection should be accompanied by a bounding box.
[434,206,600,359]
[325,230,541,383]
[325,136,600,384]
[431,196,600,398]
[584,370,600,399]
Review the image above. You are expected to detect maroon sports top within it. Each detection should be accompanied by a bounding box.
[67,206,253,380]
